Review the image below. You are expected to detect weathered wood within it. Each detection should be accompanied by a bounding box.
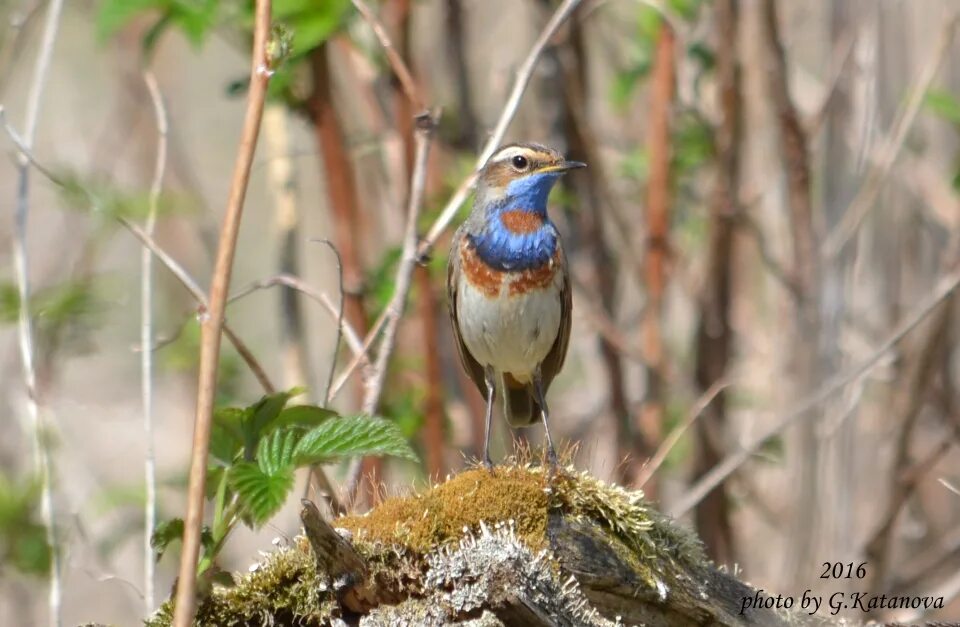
[143,467,816,626]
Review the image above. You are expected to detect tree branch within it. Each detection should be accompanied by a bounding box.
[350,0,424,110]
[344,111,438,506]
[822,10,958,259]
[670,264,960,518]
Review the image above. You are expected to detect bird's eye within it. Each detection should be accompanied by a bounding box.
[511,155,529,170]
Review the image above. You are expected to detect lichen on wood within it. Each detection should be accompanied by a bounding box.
[144,465,800,626]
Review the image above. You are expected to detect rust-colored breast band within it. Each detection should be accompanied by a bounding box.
[508,249,560,296]
[461,239,504,298]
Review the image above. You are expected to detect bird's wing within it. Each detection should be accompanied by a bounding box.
[540,245,572,389]
[447,228,487,394]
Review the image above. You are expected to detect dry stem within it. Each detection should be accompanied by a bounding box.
[172,1,272,624]
[344,112,437,505]
[7,0,65,623]
[141,69,167,615]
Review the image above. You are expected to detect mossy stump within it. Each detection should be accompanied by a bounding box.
[146,465,799,626]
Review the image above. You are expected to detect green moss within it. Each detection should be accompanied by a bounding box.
[143,465,706,626]
[146,537,335,627]
[338,466,551,553]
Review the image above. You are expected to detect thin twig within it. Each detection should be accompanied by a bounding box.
[8,0,65,623]
[222,274,348,514]
[636,379,728,488]
[312,241,345,404]
[941,478,960,498]
[172,1,272,625]
[120,219,276,394]
[416,0,583,259]
[350,0,424,110]
[327,304,390,402]
[822,11,958,259]
[732,205,801,302]
[0,114,278,395]
[140,69,167,616]
[669,265,960,518]
[228,273,365,363]
[344,112,437,506]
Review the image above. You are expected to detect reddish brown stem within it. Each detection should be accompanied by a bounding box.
[308,41,370,372]
[635,21,676,491]
[692,0,739,566]
[416,265,447,479]
[172,2,271,625]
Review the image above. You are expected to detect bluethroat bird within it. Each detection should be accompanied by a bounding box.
[447,142,584,469]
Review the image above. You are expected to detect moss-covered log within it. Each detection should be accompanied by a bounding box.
[145,465,809,626]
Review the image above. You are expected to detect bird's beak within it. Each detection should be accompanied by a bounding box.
[536,160,587,174]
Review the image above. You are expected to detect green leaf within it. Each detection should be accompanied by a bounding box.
[272,0,349,59]
[150,518,184,562]
[293,415,417,466]
[0,283,19,323]
[238,387,306,458]
[0,473,51,576]
[367,247,403,315]
[272,405,338,430]
[667,0,706,21]
[925,88,960,125]
[256,428,300,475]
[229,462,295,526]
[151,518,214,562]
[96,0,163,40]
[170,0,219,47]
[211,407,247,464]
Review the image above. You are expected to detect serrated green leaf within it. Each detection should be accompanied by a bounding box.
[150,518,183,561]
[293,415,417,465]
[272,405,338,430]
[241,386,306,458]
[229,463,295,526]
[257,428,300,475]
[925,88,960,125]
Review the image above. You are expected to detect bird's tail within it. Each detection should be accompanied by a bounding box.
[499,373,538,427]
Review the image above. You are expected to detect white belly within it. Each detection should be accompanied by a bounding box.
[456,273,562,383]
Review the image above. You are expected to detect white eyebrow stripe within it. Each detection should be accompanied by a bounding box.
[489,145,538,164]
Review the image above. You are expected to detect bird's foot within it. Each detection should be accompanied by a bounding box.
[483,455,494,473]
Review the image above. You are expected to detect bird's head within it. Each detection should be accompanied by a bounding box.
[474,143,586,214]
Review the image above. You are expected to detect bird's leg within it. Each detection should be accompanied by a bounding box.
[532,368,558,469]
[483,366,496,471]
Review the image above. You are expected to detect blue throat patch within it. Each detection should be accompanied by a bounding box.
[469,172,561,272]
